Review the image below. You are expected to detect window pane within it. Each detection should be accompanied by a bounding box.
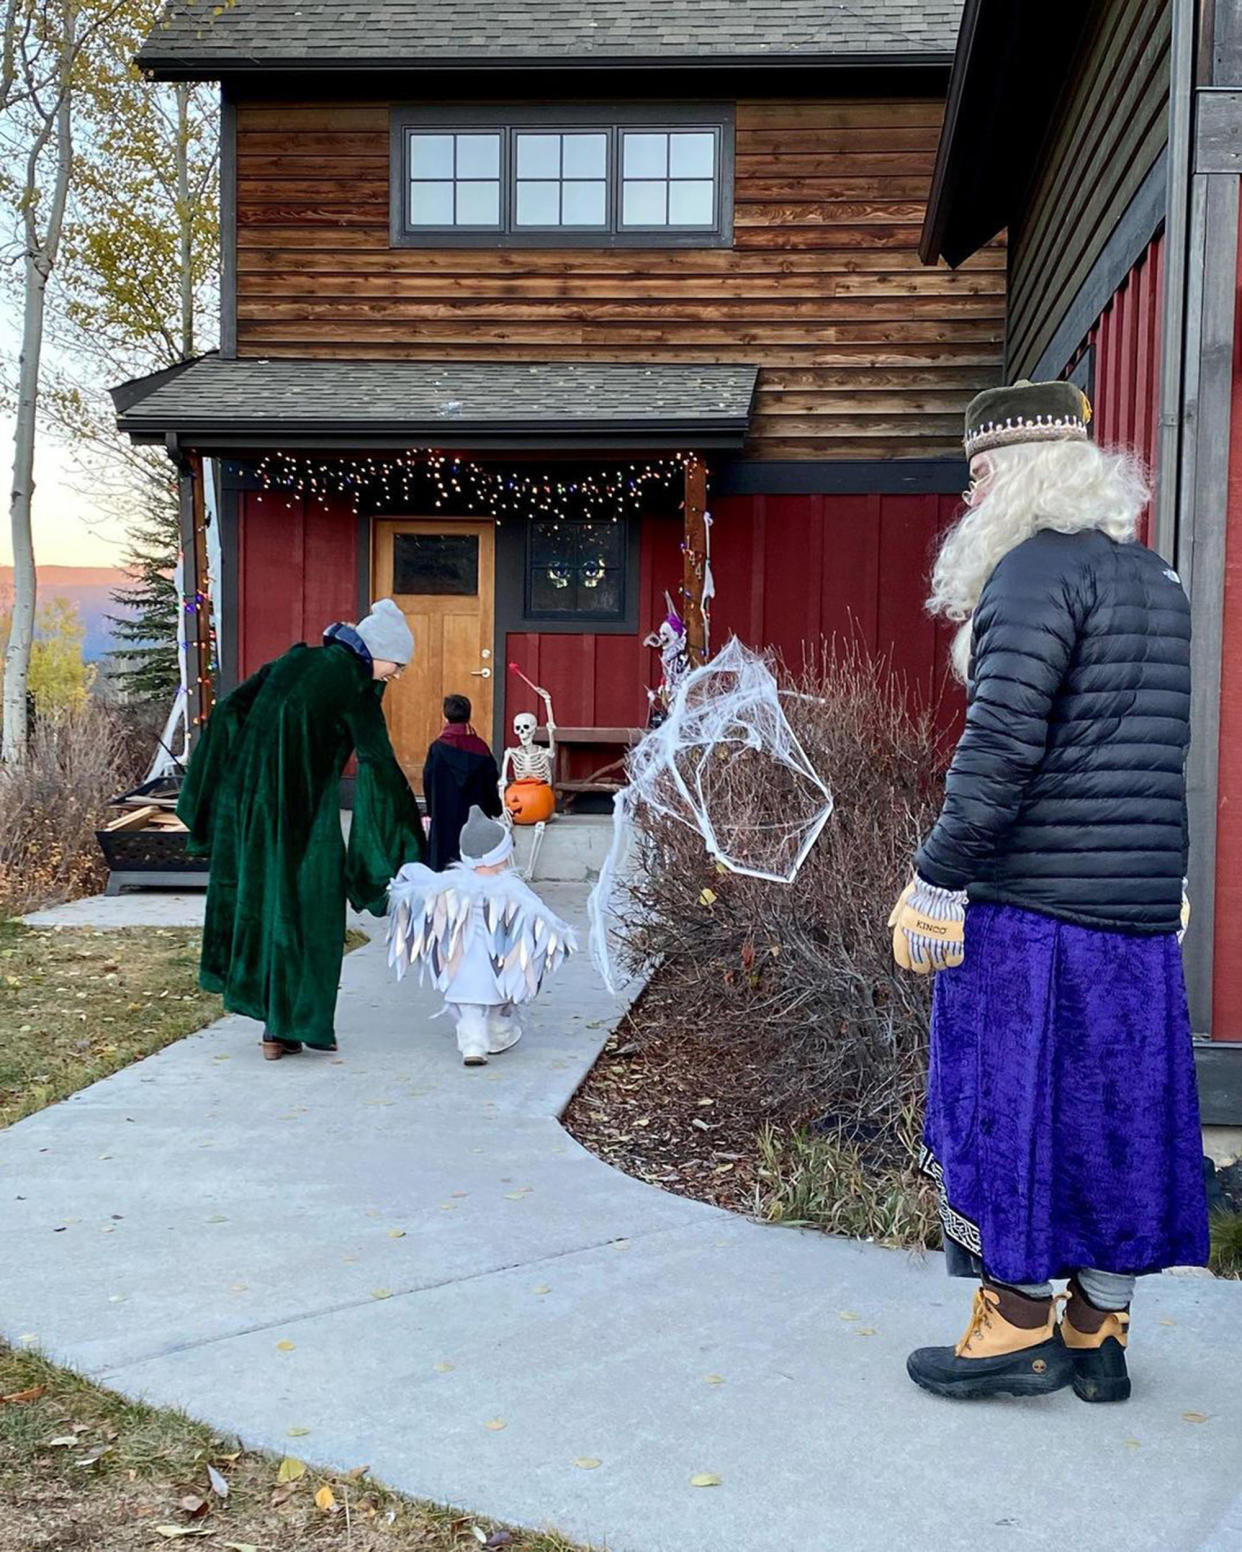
[622,179,668,226]
[579,570,621,614]
[669,179,715,227]
[623,132,668,177]
[516,133,561,178]
[455,180,500,225]
[409,180,455,226]
[408,133,454,178]
[562,180,607,225]
[563,133,607,178]
[669,131,716,178]
[528,521,624,617]
[455,133,500,178]
[393,534,479,596]
[516,180,561,226]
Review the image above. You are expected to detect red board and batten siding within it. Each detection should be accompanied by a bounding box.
[1066,234,1164,543]
[1210,203,1242,1043]
[236,490,963,749]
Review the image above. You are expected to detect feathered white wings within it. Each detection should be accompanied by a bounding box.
[386,863,577,1003]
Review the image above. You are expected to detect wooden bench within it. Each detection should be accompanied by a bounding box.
[534,725,643,807]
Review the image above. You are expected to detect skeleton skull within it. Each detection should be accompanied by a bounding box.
[513,712,537,746]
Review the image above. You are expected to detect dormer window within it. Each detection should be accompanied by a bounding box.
[391,105,734,248]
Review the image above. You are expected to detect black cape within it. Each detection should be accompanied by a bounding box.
[423,736,503,870]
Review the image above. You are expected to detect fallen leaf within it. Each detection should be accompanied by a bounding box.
[179,1495,207,1517]
[277,1457,307,1482]
[75,1445,111,1467]
[690,1473,721,1487]
[276,1340,295,1352]
[433,1361,455,1373]
[1159,1317,1176,1327]
[838,1311,859,1321]
[473,1531,488,1546]
[314,1484,336,1511]
[388,1229,406,1239]
[46,1435,78,1447]
[1,1385,46,1405]
[532,1284,551,1296]
[698,888,717,907]
[287,1427,311,1438]
[153,1529,210,1540]
[1182,1411,1209,1424]
[484,1418,507,1431]
[857,1328,877,1337]
[370,1289,393,1300]
[222,1544,259,1552]
[207,1464,229,1499]
[1123,1438,1141,1449]
[703,1374,725,1386]
[346,1464,370,1481]
[574,1457,602,1469]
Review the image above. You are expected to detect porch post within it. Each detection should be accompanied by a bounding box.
[176,448,216,742]
[682,455,709,666]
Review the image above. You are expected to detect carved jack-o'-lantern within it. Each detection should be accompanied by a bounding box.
[504,777,556,826]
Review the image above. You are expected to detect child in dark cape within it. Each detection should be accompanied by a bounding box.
[421,694,503,871]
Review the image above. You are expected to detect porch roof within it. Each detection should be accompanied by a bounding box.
[138,0,961,75]
[111,356,759,452]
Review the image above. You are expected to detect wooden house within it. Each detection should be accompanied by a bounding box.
[921,0,1242,1100]
[115,0,1006,799]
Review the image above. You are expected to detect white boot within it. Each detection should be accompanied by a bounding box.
[486,1004,523,1055]
[453,1004,490,1066]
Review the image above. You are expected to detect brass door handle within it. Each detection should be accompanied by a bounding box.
[471,668,492,678]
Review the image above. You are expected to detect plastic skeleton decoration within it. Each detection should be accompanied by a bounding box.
[387,861,576,1006]
[643,592,691,725]
[499,668,558,879]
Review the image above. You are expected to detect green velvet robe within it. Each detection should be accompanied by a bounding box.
[177,640,425,1047]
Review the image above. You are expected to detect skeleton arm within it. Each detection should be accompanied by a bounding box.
[498,745,514,813]
[537,688,557,764]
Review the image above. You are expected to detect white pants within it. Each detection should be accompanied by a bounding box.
[449,1003,521,1061]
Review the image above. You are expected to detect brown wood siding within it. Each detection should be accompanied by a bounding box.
[234,98,1006,459]
[1007,0,1170,380]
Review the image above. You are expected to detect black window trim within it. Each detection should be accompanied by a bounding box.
[523,512,633,624]
[389,101,735,250]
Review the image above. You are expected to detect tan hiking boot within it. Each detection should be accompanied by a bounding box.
[1062,1277,1131,1402]
[906,1282,1074,1399]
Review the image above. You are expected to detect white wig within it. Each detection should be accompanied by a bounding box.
[927,440,1150,681]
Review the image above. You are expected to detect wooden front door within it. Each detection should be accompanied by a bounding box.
[373,519,495,789]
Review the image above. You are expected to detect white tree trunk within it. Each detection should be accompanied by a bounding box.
[3,1,77,762]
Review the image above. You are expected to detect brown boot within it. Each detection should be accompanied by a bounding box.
[906,1281,1074,1400]
[1062,1277,1131,1403]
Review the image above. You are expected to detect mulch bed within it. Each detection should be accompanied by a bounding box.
[562,980,790,1215]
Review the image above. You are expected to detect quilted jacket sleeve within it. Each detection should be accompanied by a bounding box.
[915,536,1088,891]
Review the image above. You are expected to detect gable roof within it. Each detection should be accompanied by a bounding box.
[110,357,760,451]
[138,0,962,76]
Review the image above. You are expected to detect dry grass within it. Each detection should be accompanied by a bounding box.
[0,702,147,918]
[0,1347,596,1552]
[0,921,220,1129]
[1210,1210,1242,1279]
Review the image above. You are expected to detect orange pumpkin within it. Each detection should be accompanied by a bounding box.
[504,777,556,825]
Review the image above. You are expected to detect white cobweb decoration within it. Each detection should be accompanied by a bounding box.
[588,636,834,992]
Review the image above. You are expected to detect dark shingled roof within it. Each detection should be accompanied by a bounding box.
[112,357,759,449]
[138,0,962,73]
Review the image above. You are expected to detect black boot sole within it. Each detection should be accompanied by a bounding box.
[1068,1338,1131,1403]
[907,1336,1075,1400]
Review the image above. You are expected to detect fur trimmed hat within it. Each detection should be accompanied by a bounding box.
[964,379,1092,460]
[459,805,513,867]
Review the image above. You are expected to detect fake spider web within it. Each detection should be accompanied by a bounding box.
[588,637,834,991]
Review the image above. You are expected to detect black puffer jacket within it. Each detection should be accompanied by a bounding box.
[915,527,1190,934]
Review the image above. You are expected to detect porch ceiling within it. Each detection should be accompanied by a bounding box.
[110,356,759,452]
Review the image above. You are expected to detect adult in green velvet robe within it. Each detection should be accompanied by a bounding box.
[177,630,425,1051]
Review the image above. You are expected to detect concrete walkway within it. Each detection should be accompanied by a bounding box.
[3,887,1241,1552]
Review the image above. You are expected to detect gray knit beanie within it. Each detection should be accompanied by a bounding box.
[459,805,513,867]
[356,598,413,665]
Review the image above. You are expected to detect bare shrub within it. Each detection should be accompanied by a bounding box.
[0,702,145,917]
[616,641,950,1138]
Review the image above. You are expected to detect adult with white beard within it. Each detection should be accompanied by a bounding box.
[893,380,1208,1404]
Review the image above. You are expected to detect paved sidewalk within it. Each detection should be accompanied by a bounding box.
[2,886,1241,1552]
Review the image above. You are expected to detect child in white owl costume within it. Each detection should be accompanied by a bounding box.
[386,806,577,1065]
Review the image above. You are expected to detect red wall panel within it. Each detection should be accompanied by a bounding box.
[237,490,358,677]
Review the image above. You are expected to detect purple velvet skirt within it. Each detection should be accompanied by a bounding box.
[922,903,1208,1285]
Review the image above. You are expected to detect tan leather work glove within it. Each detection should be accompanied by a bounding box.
[888,875,968,974]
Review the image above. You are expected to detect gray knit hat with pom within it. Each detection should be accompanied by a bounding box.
[459,805,513,867]
[357,598,414,665]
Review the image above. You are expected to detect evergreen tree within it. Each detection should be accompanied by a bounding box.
[107,494,180,705]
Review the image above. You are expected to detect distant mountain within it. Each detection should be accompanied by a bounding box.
[0,565,137,661]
